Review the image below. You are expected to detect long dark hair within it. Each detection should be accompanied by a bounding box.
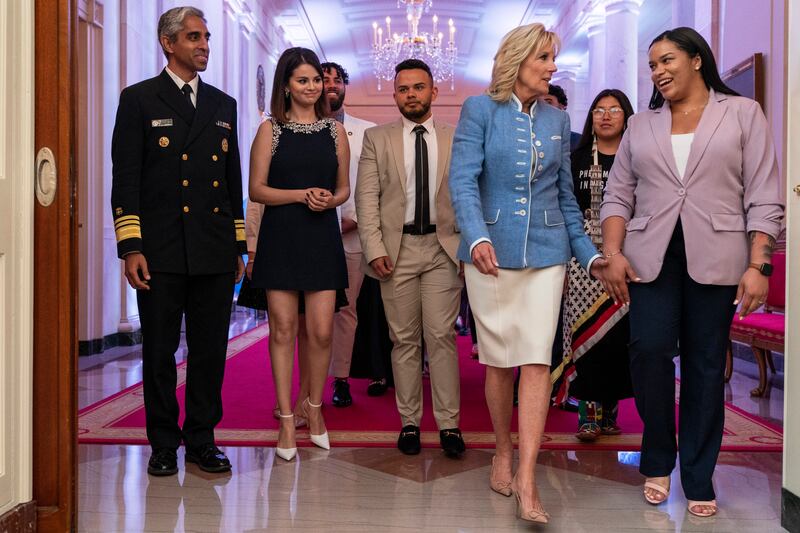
[574,89,635,153]
[270,47,329,122]
[648,27,738,109]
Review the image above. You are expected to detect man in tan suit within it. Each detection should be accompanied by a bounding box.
[356,59,464,456]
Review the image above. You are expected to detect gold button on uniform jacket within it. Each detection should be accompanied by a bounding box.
[111,69,246,274]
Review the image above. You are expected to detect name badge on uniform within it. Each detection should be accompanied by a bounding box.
[550,135,561,140]
[216,120,231,130]
[151,119,173,127]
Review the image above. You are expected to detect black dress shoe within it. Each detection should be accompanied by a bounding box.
[440,428,466,457]
[367,378,388,397]
[332,378,353,407]
[185,444,231,473]
[397,425,421,455]
[148,448,178,476]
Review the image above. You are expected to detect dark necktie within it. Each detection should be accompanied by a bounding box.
[412,124,430,233]
[181,83,195,108]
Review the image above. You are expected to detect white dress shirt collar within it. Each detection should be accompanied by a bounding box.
[401,115,435,135]
[510,93,537,117]
[165,66,199,106]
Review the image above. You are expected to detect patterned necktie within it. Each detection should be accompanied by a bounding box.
[412,124,430,233]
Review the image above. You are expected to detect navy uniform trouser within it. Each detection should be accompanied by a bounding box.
[137,271,234,451]
[628,222,737,501]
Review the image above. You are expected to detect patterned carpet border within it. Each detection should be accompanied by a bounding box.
[78,324,783,452]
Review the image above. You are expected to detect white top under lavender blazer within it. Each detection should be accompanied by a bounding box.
[600,89,784,285]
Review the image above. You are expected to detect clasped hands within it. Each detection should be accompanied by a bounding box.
[304,187,333,211]
[593,252,640,306]
[471,242,641,306]
[586,251,766,319]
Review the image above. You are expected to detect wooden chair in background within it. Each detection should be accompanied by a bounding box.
[725,251,786,397]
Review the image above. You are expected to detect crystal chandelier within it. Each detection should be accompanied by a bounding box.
[371,0,457,90]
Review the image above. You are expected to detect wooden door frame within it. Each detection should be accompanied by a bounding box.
[33,0,78,531]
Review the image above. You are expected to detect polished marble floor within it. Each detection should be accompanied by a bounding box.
[78,308,788,532]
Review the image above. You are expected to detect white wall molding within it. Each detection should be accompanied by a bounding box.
[0,0,34,515]
[782,0,799,508]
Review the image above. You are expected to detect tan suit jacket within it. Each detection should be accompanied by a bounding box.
[356,119,459,278]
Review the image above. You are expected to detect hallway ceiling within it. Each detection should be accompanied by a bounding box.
[274,0,563,103]
[271,0,670,104]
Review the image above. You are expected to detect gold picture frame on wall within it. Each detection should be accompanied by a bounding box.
[721,52,764,109]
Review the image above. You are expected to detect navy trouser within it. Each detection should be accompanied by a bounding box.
[137,271,234,450]
[628,223,737,500]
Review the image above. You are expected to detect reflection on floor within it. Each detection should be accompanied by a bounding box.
[78,308,787,532]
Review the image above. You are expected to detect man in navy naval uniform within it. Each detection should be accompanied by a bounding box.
[111,6,246,476]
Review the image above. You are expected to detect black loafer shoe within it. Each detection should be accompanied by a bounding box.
[440,428,466,457]
[185,444,231,473]
[332,378,353,407]
[367,378,388,397]
[397,425,421,455]
[148,448,178,476]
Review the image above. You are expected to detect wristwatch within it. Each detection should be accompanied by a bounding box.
[748,262,773,277]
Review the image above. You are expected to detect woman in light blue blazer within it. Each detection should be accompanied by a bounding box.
[449,23,604,524]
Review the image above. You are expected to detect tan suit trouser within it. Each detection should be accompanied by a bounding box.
[379,233,462,429]
[329,250,365,377]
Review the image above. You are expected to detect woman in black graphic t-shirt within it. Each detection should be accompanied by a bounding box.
[552,89,635,442]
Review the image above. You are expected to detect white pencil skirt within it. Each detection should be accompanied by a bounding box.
[465,262,566,368]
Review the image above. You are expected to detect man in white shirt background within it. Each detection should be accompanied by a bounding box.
[321,62,377,408]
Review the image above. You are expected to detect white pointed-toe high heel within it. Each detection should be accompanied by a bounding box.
[276,413,297,461]
[303,398,330,450]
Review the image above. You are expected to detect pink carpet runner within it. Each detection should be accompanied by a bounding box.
[79,324,783,451]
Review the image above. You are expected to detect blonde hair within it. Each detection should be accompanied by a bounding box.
[487,23,560,102]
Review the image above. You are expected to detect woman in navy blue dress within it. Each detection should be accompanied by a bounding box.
[249,47,350,461]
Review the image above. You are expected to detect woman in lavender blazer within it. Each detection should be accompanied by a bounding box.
[599,27,784,517]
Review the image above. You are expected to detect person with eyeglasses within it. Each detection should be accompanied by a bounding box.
[550,89,636,444]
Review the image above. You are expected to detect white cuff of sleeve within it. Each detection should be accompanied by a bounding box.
[469,237,492,256]
[586,253,602,279]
